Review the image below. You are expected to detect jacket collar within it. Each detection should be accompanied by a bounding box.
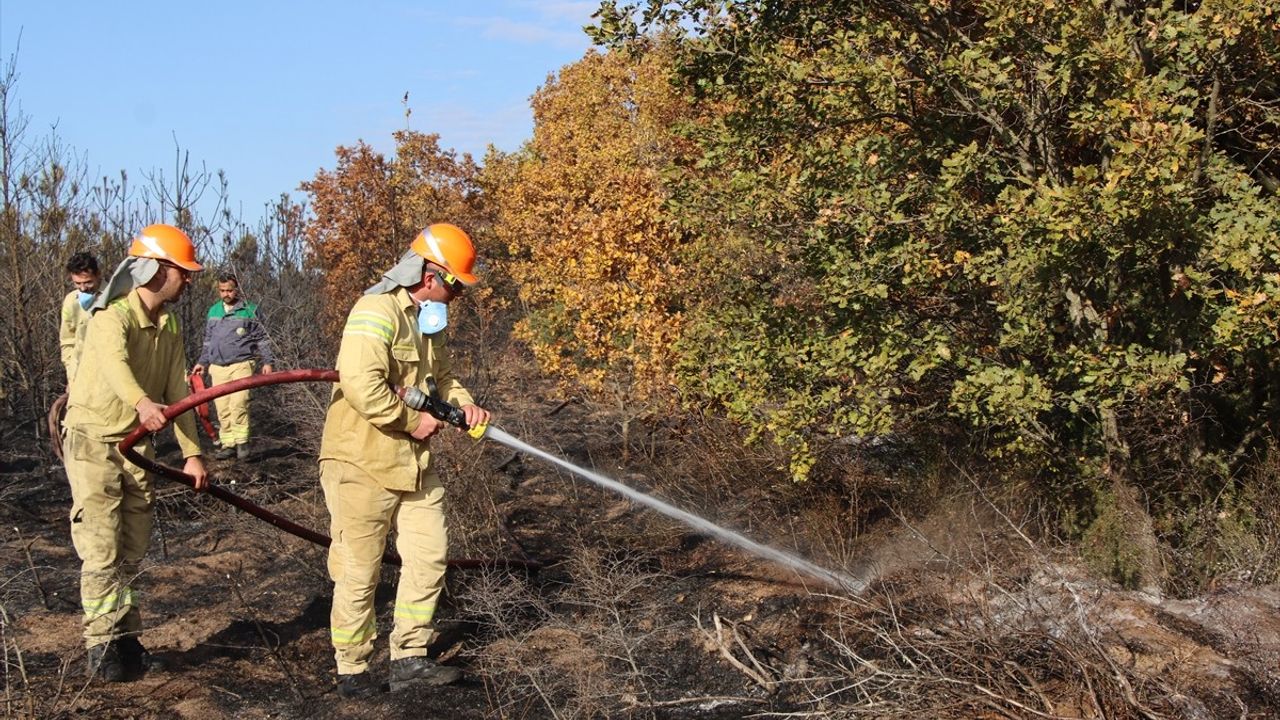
[126,288,169,330]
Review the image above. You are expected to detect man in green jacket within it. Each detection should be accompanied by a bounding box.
[192,273,275,460]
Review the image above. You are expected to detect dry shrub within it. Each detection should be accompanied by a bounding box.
[459,546,672,719]
[1158,442,1280,597]
[773,479,1270,719]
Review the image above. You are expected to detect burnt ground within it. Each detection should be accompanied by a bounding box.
[4,368,1280,719]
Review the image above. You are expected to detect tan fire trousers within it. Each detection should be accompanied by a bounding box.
[209,360,254,447]
[64,428,155,648]
[320,459,448,675]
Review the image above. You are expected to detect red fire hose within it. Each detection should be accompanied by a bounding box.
[117,369,537,571]
[187,370,220,441]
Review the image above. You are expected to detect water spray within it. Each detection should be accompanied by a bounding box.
[115,369,863,590]
[397,379,864,591]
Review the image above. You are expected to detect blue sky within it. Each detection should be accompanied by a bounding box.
[0,1,598,219]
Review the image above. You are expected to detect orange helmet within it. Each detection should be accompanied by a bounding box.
[129,224,204,271]
[409,223,478,285]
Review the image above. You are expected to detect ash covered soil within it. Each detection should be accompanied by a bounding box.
[4,375,1280,719]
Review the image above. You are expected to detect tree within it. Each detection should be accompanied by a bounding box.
[487,47,693,448]
[593,0,1280,589]
[302,132,483,338]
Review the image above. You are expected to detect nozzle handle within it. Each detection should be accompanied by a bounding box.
[394,379,481,437]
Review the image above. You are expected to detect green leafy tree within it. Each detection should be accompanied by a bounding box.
[593,0,1280,589]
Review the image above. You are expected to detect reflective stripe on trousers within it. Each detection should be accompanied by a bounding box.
[64,428,155,647]
[320,459,448,676]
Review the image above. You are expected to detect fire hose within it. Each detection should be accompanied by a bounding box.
[117,368,536,571]
[48,392,68,460]
[186,370,220,442]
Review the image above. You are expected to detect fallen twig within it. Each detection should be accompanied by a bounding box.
[695,612,776,693]
[15,530,51,611]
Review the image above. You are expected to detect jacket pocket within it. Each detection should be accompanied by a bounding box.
[390,344,420,382]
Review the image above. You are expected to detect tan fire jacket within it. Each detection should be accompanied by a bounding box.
[60,290,91,384]
[64,289,202,458]
[319,287,473,491]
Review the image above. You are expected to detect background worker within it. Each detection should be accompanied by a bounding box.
[319,223,489,698]
[63,223,209,682]
[60,251,101,386]
[191,272,275,461]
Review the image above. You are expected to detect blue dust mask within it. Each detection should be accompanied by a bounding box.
[418,300,448,335]
[77,291,95,310]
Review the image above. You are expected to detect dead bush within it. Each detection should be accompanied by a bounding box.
[458,546,673,719]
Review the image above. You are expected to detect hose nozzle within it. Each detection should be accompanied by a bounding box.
[394,378,486,439]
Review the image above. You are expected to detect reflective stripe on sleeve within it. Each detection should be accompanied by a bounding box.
[343,312,394,344]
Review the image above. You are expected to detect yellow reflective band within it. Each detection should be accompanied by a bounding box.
[348,312,393,332]
[344,313,394,342]
[82,587,136,617]
[393,601,437,622]
[330,619,376,645]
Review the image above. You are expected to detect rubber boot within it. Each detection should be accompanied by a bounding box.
[389,656,461,690]
[86,641,125,682]
[118,636,168,676]
[337,672,380,698]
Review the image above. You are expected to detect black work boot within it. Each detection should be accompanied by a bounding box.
[389,656,462,690]
[86,642,125,682]
[337,672,380,698]
[213,446,236,460]
[117,636,168,676]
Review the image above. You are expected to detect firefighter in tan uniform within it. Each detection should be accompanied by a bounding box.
[320,223,489,698]
[59,252,101,386]
[63,224,209,682]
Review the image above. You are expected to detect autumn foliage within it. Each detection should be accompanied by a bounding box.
[291,1,1280,589]
[302,131,484,337]
[484,49,692,415]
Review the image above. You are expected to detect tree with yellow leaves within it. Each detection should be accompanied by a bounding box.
[488,47,692,446]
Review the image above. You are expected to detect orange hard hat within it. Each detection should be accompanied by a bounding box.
[410,223,478,285]
[129,224,204,272]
